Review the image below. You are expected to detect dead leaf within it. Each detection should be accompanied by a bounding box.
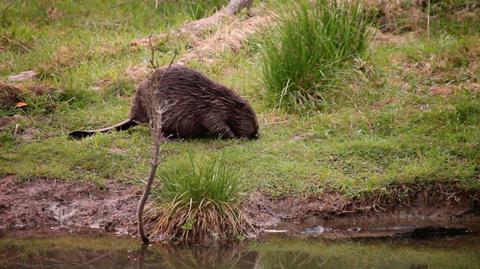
[15,101,27,108]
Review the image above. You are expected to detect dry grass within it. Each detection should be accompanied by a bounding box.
[146,197,254,243]
[142,155,255,243]
[178,14,274,64]
[129,7,275,67]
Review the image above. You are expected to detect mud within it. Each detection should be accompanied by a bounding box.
[243,184,480,229]
[1,176,479,239]
[0,175,142,237]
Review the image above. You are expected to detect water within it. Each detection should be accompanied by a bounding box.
[1,234,479,269]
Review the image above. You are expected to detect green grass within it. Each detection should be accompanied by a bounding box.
[148,156,252,242]
[261,0,372,111]
[0,0,479,200]
[372,0,480,35]
[157,155,242,204]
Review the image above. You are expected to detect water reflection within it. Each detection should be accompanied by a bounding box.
[0,240,260,269]
[0,236,479,269]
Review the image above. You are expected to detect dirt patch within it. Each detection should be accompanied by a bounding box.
[0,176,142,237]
[1,176,479,239]
[0,116,19,130]
[0,81,59,109]
[0,82,24,108]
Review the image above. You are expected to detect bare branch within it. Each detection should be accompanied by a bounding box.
[137,51,178,244]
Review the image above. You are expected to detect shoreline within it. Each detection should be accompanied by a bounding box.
[1,175,479,239]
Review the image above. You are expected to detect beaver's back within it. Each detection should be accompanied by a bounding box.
[130,65,256,139]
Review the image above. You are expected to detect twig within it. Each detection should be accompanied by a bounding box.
[13,123,19,139]
[137,51,178,244]
[148,34,159,69]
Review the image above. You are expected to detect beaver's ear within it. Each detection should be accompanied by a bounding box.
[236,101,247,109]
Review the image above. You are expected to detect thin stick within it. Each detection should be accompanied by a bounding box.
[13,123,19,139]
[137,51,178,244]
[427,0,431,40]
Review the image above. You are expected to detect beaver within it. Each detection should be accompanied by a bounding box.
[69,65,259,140]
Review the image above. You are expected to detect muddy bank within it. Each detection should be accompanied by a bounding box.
[243,184,480,228]
[0,176,479,238]
[0,176,142,237]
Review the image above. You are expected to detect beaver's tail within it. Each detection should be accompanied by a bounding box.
[68,119,138,139]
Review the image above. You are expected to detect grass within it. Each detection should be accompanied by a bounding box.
[261,0,372,111]
[158,155,242,203]
[374,0,480,35]
[0,0,479,202]
[147,155,253,242]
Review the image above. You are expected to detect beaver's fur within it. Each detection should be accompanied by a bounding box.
[69,65,259,140]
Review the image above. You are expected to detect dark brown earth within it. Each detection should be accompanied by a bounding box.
[0,83,23,108]
[0,81,58,109]
[1,175,479,238]
[0,175,142,237]
[243,183,480,227]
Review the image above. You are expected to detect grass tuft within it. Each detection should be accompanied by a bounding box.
[261,0,372,111]
[147,155,253,243]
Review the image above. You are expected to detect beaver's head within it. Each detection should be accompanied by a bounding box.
[229,100,259,140]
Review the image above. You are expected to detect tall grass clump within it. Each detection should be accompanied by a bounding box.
[261,0,373,110]
[147,155,253,243]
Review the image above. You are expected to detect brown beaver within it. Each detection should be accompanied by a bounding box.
[69,65,259,140]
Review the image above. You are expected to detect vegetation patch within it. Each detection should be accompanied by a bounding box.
[261,0,372,110]
[0,0,479,242]
[0,81,61,116]
[146,156,254,242]
[373,0,480,35]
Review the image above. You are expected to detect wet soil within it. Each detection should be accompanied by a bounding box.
[0,175,479,239]
[0,176,142,237]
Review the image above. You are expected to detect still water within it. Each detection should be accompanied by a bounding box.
[1,234,479,269]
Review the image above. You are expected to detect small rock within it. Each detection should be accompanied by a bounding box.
[302,225,333,235]
[347,227,362,232]
[292,135,304,141]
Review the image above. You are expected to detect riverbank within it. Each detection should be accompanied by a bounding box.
[1,175,478,239]
[1,0,480,242]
